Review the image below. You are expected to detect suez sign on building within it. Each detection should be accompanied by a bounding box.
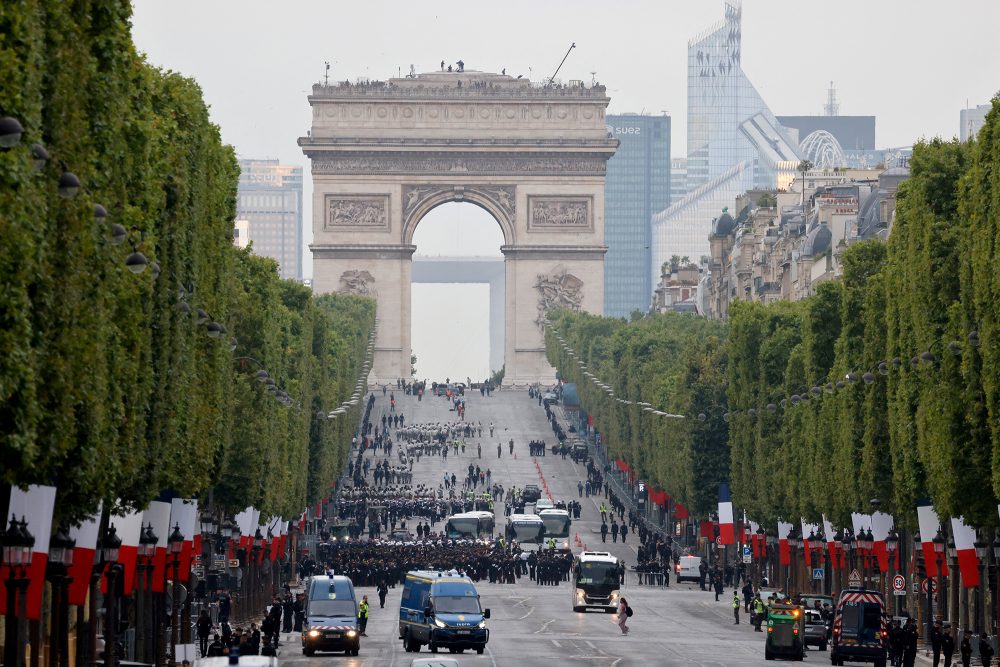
[607,125,643,136]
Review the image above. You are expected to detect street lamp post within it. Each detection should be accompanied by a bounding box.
[992,533,1000,640]
[168,523,184,663]
[100,526,122,667]
[974,534,988,634]
[136,524,157,664]
[251,528,264,617]
[2,514,35,667]
[842,530,854,587]
[47,524,75,667]
[886,528,900,616]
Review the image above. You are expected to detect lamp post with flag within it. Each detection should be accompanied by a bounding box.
[2,515,34,667]
[47,524,75,667]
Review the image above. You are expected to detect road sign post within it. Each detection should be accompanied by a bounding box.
[742,545,752,564]
[848,568,862,588]
[893,574,907,596]
[812,568,825,580]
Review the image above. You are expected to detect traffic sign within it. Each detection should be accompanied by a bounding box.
[715,536,724,547]
[848,569,862,587]
[742,545,752,564]
[812,568,825,580]
[228,559,240,568]
[892,574,906,596]
[921,578,938,594]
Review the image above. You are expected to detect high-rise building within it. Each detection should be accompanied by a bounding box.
[670,158,688,205]
[236,158,304,280]
[603,114,671,316]
[961,102,991,142]
[650,1,800,290]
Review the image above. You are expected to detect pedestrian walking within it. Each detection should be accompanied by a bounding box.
[378,581,388,609]
[977,634,993,666]
[931,620,943,667]
[732,590,741,624]
[616,597,631,635]
[196,609,212,657]
[960,631,971,667]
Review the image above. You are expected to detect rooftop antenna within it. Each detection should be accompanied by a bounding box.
[824,80,839,117]
[548,42,576,84]
[324,61,330,86]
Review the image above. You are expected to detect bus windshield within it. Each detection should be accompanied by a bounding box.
[540,512,571,538]
[446,516,480,538]
[577,562,619,587]
[510,521,545,543]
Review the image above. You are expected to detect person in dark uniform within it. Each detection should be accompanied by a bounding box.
[902,617,919,667]
[960,631,972,667]
[941,624,955,667]
[600,521,608,543]
[931,620,943,667]
[377,580,389,608]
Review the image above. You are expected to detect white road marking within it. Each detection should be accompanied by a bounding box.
[551,640,562,648]
[517,606,534,620]
[534,618,556,634]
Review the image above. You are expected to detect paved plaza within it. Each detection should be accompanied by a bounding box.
[278,387,784,666]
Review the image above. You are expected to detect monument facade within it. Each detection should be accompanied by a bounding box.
[300,70,617,385]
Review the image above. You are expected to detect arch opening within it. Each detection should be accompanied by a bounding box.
[410,202,506,383]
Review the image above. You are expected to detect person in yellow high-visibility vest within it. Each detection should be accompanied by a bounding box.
[358,595,370,636]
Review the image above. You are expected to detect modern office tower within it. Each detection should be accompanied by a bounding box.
[236,158,304,280]
[650,0,800,290]
[960,102,991,142]
[603,114,671,316]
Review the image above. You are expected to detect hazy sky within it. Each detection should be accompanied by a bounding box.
[132,0,1000,274]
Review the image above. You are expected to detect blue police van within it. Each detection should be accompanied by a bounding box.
[301,574,360,656]
[398,570,491,654]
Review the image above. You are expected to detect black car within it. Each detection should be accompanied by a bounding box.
[803,609,829,650]
[522,485,541,503]
[571,443,588,462]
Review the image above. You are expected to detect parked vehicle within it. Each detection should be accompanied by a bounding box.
[675,556,702,583]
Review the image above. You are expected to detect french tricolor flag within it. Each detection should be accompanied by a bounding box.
[142,501,172,593]
[916,500,946,578]
[67,506,101,606]
[0,485,57,619]
[718,483,735,545]
[778,521,793,566]
[951,517,980,588]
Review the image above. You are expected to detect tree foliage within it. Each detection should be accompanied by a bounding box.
[0,0,374,521]
[546,98,1000,530]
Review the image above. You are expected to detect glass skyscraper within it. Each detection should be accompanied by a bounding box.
[603,114,671,317]
[236,159,304,281]
[651,0,799,289]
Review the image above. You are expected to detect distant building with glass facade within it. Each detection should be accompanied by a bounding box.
[961,102,991,142]
[603,114,671,317]
[651,1,800,290]
[236,159,304,281]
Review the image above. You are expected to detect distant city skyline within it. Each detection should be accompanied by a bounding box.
[132,0,1000,279]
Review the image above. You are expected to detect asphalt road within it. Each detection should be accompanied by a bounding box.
[276,387,791,666]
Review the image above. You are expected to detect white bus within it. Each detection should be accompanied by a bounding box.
[573,551,621,613]
[505,513,545,544]
[444,511,495,540]
[538,508,571,538]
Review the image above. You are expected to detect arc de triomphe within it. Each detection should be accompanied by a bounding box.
[300,71,617,385]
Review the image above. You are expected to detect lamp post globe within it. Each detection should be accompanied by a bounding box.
[0,116,24,148]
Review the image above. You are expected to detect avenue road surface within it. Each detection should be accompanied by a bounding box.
[276,386,789,667]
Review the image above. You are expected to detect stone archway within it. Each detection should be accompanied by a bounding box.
[300,70,617,385]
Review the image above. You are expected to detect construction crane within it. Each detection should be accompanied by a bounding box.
[547,42,576,84]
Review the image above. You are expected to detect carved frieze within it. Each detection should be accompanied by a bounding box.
[339,270,375,295]
[324,195,389,230]
[534,265,584,327]
[402,184,515,224]
[527,196,592,231]
[312,156,606,176]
